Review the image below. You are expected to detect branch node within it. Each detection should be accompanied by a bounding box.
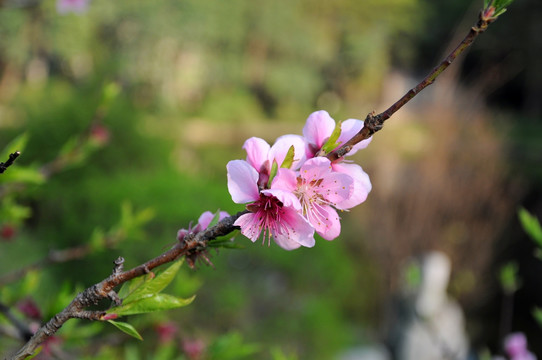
[0,151,21,174]
[107,291,122,307]
[112,256,124,276]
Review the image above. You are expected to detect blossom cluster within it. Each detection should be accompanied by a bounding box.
[227,110,372,250]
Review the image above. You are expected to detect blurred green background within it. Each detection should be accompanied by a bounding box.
[1,0,541,358]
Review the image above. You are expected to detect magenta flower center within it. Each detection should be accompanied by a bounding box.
[245,194,293,245]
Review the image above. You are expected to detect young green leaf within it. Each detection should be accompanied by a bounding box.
[320,121,342,154]
[499,262,521,295]
[108,320,143,341]
[1,133,28,159]
[280,146,295,169]
[533,308,542,329]
[207,210,223,229]
[108,294,195,316]
[518,208,542,248]
[122,259,184,304]
[267,160,279,188]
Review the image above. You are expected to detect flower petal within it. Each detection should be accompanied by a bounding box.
[243,137,270,172]
[269,134,307,170]
[271,168,298,193]
[303,110,336,151]
[275,207,315,249]
[227,160,260,204]
[234,213,261,242]
[332,162,371,209]
[314,205,341,240]
[338,119,372,155]
[263,188,301,211]
[196,211,214,230]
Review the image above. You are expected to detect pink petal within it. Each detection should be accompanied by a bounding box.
[197,211,214,230]
[269,135,307,170]
[302,111,336,150]
[316,206,341,240]
[227,160,260,204]
[234,213,261,242]
[275,207,315,248]
[338,119,372,155]
[332,163,371,210]
[299,157,333,181]
[271,168,298,193]
[263,188,301,211]
[243,137,270,172]
[319,172,353,204]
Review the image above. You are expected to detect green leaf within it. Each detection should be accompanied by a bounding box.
[267,160,279,188]
[117,275,148,300]
[518,208,542,248]
[499,262,521,295]
[280,145,295,169]
[207,210,222,229]
[122,259,184,304]
[1,133,28,159]
[320,121,342,154]
[0,166,45,185]
[533,307,542,329]
[107,320,143,341]
[109,293,195,316]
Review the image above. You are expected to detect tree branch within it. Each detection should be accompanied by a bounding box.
[0,152,21,174]
[10,210,247,360]
[326,6,499,162]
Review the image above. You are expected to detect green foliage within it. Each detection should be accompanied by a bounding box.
[499,261,521,295]
[321,121,343,155]
[280,146,296,169]
[207,332,261,360]
[108,320,143,341]
[518,208,542,248]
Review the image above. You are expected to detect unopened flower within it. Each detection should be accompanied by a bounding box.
[177,210,229,242]
[155,322,178,344]
[227,160,315,250]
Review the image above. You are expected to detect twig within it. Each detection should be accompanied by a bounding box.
[0,152,21,174]
[10,210,246,360]
[326,6,499,162]
[0,302,34,342]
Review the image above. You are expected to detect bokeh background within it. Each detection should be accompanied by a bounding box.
[1,0,541,358]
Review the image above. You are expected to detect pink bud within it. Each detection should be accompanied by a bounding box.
[101,313,118,321]
[89,124,110,146]
[182,338,205,360]
[155,322,178,343]
[17,299,42,320]
[1,224,16,241]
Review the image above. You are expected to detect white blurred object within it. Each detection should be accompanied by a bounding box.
[337,345,391,360]
[398,251,469,360]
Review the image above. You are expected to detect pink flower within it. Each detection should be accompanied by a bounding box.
[227,160,315,250]
[302,110,372,209]
[57,0,90,14]
[504,333,537,360]
[177,210,229,242]
[303,110,372,158]
[243,135,306,189]
[272,157,353,240]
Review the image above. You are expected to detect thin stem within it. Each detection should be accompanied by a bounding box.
[0,152,21,174]
[327,7,499,162]
[10,210,247,360]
